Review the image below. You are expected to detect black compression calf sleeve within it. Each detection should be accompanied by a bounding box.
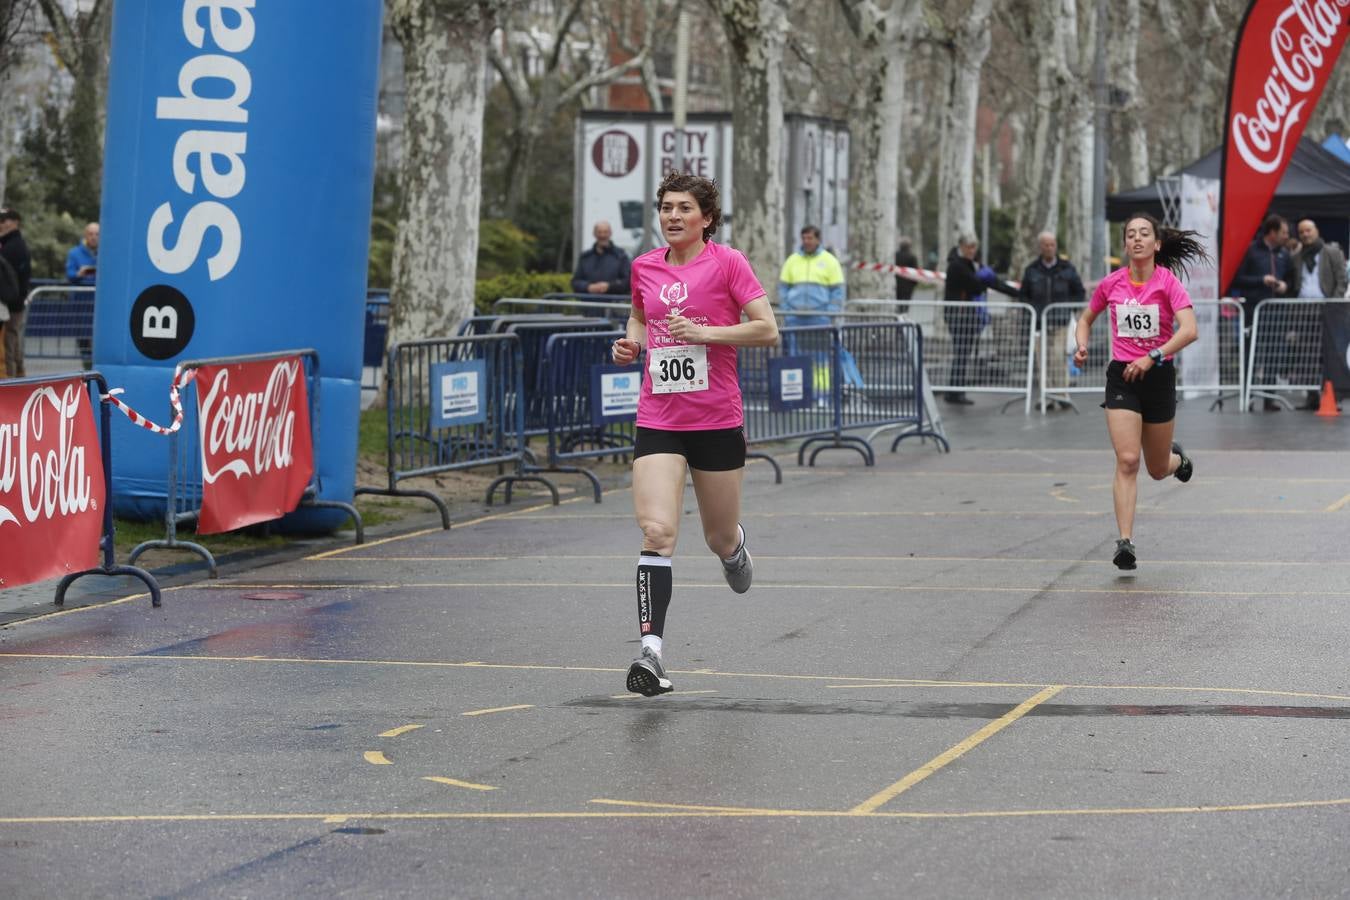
[637,551,673,639]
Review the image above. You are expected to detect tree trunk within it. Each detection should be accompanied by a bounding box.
[1060,0,1096,272]
[841,0,923,299]
[388,0,502,341]
[1106,0,1149,191]
[710,0,790,301]
[1009,0,1069,270]
[936,0,994,252]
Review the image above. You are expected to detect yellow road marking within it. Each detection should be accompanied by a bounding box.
[192,581,1350,598]
[423,776,497,792]
[850,686,1065,815]
[462,704,534,717]
[323,815,348,824]
[591,798,786,813]
[379,724,424,738]
[363,751,392,766]
[610,690,718,700]
[3,651,1348,702]
[1327,493,1350,513]
[309,554,1350,566]
[5,796,1350,824]
[309,497,593,561]
[1,585,191,626]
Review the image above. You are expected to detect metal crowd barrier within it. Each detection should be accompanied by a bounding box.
[5,370,163,608]
[1040,299,1245,412]
[848,298,1036,413]
[355,333,561,524]
[127,349,364,575]
[1246,298,1350,410]
[500,295,631,322]
[363,290,389,394]
[740,325,841,479]
[21,285,96,367]
[538,329,634,500]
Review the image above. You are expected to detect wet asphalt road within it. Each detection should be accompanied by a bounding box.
[2,397,1349,898]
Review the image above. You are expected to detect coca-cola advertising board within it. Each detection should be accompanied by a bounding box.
[1220,0,1350,293]
[194,357,314,535]
[0,379,106,589]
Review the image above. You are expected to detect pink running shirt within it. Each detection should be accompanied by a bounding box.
[630,241,766,430]
[1089,265,1193,362]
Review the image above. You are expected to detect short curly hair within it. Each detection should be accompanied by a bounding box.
[656,171,722,241]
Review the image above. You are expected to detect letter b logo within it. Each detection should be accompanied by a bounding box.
[143,306,178,339]
[130,284,196,360]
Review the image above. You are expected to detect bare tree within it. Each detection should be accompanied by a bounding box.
[34,0,109,218]
[387,0,512,341]
[1105,0,1148,192]
[934,0,995,253]
[0,0,40,202]
[707,0,791,299]
[838,0,925,299]
[489,0,653,218]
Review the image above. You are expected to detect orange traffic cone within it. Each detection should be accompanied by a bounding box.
[1315,380,1339,417]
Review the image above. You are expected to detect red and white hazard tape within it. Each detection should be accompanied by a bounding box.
[850,261,947,283]
[102,365,197,436]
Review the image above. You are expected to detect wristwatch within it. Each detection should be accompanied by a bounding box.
[1148,348,1164,364]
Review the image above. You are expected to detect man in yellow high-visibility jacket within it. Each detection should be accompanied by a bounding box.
[779,226,861,391]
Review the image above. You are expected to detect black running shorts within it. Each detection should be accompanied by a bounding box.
[634,426,747,471]
[1101,359,1177,424]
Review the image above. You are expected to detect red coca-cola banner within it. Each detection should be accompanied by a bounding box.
[0,379,105,588]
[194,357,315,535]
[1220,0,1350,294]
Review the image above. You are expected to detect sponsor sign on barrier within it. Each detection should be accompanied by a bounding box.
[768,355,813,411]
[431,360,487,427]
[0,378,106,587]
[194,356,314,534]
[590,364,641,425]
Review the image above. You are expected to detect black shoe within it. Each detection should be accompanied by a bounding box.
[1299,392,1320,411]
[1113,538,1137,570]
[1263,399,1281,412]
[945,392,975,405]
[626,648,673,697]
[1172,441,1193,483]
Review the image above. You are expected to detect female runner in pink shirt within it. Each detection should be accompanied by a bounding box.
[610,171,779,696]
[1073,213,1206,570]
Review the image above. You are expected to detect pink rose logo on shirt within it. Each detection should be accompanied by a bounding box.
[658,282,689,314]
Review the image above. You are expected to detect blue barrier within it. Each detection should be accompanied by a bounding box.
[792,321,948,465]
[538,330,636,500]
[21,286,96,365]
[126,349,364,575]
[355,333,561,522]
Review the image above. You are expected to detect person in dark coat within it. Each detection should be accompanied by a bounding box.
[0,208,33,377]
[571,220,631,296]
[1020,231,1086,409]
[1229,214,1290,410]
[942,234,1018,404]
[894,236,919,309]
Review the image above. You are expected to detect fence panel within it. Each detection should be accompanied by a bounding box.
[0,371,162,607]
[355,333,560,523]
[127,350,364,575]
[21,285,97,370]
[536,330,633,500]
[1041,299,1245,411]
[849,298,1035,412]
[1247,298,1350,409]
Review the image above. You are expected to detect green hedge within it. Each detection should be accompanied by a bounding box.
[474,272,573,313]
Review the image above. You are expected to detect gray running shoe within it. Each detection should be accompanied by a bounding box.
[626,648,673,696]
[721,525,753,594]
[1172,441,1193,483]
[1113,538,1137,570]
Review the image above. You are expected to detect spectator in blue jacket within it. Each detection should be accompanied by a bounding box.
[570,221,630,295]
[65,221,98,368]
[66,222,99,284]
